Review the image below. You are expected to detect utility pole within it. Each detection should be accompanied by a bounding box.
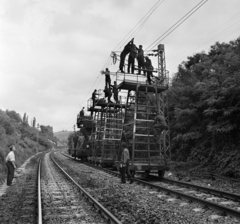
[157,44,171,162]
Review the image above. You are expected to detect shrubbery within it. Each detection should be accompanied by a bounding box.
[0,109,57,183]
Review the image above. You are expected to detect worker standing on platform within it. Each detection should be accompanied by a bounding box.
[111,81,120,103]
[91,89,99,116]
[152,112,168,142]
[120,142,133,184]
[92,89,99,108]
[119,38,134,73]
[137,45,145,75]
[104,86,113,103]
[103,68,111,89]
[80,107,85,118]
[127,44,138,74]
[145,56,154,85]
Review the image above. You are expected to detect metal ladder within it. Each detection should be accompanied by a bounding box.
[132,84,160,165]
[102,104,123,161]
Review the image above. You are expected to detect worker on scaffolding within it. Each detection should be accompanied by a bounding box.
[152,111,168,143]
[104,86,113,103]
[80,107,85,118]
[137,45,145,75]
[119,38,134,73]
[145,56,154,85]
[101,68,111,89]
[91,89,99,116]
[127,44,138,74]
[110,81,120,103]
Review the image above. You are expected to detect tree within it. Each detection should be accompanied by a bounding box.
[168,37,240,162]
[33,117,36,128]
[23,113,26,123]
[5,110,22,123]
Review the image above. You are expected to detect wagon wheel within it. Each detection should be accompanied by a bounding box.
[158,170,165,180]
[130,170,136,178]
[145,170,150,178]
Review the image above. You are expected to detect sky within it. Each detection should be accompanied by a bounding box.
[0,0,239,132]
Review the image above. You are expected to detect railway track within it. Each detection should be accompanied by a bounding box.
[38,152,121,224]
[61,152,240,221]
[15,154,42,223]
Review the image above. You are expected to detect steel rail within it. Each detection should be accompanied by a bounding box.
[50,153,122,224]
[135,178,240,219]
[192,172,240,184]
[60,152,240,220]
[37,154,44,224]
[162,177,240,202]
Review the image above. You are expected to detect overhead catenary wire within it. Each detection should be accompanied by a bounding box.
[80,0,166,109]
[146,0,208,51]
[168,15,240,69]
[113,0,165,51]
[80,56,111,108]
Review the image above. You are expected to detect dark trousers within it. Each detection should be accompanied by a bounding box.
[121,164,132,183]
[138,59,145,75]
[114,93,118,103]
[105,76,111,89]
[128,56,135,74]
[119,52,127,71]
[6,161,14,186]
[147,72,153,84]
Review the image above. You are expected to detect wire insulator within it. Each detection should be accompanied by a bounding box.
[111,52,117,64]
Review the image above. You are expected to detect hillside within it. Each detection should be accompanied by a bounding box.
[54,131,72,144]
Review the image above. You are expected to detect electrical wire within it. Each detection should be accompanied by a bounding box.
[80,0,165,107]
[146,0,208,51]
[168,13,240,66]
[113,0,165,51]
[168,16,240,69]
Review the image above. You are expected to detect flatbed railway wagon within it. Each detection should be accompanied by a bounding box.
[114,44,171,179]
[68,113,95,160]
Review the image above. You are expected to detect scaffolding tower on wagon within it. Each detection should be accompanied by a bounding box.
[87,89,125,167]
[114,44,170,179]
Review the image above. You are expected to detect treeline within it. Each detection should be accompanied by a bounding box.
[168,37,240,176]
[0,109,57,180]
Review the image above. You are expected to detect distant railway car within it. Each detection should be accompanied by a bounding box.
[68,113,96,160]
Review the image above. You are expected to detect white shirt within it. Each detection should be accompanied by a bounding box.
[5,151,15,162]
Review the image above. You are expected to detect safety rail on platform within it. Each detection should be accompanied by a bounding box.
[87,88,127,112]
[115,71,169,88]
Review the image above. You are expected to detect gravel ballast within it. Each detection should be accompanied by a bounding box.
[54,152,240,224]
